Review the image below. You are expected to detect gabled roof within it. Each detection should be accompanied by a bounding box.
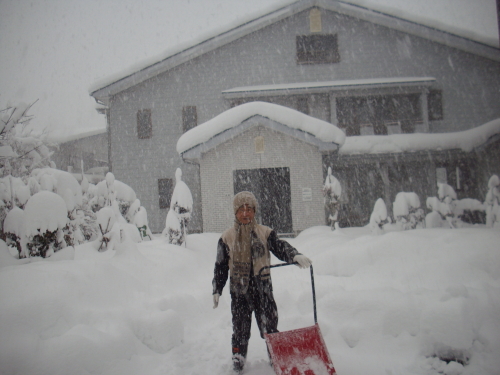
[90,0,500,103]
[177,101,345,162]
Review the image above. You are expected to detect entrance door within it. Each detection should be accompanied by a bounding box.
[233,167,293,234]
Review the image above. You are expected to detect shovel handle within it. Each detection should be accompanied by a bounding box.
[258,262,317,325]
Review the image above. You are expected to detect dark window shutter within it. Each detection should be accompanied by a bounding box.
[428,90,443,121]
[182,106,198,132]
[296,34,340,64]
[137,109,152,139]
[158,178,174,209]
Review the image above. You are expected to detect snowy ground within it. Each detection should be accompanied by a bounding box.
[1,225,499,375]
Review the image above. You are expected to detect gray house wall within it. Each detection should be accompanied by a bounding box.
[106,7,500,233]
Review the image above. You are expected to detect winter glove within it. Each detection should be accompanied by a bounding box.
[213,293,220,309]
[293,254,312,269]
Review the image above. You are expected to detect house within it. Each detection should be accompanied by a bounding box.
[90,0,500,233]
[52,128,109,184]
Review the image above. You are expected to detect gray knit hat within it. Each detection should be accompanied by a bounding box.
[233,191,258,214]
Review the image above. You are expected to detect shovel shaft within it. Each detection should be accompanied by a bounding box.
[258,262,317,325]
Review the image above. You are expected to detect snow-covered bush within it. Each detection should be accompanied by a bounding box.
[3,207,24,257]
[134,206,153,241]
[438,182,458,228]
[90,173,137,217]
[369,198,390,235]
[453,198,486,224]
[322,167,342,230]
[393,192,425,230]
[426,183,462,228]
[163,209,183,245]
[21,191,68,258]
[163,168,193,246]
[94,207,120,252]
[425,197,446,228]
[484,175,500,227]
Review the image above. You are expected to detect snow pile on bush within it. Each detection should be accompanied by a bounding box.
[322,167,342,230]
[484,175,500,227]
[1,167,152,258]
[369,198,390,234]
[163,168,193,246]
[393,192,425,230]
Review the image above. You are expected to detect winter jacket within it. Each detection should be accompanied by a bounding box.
[212,224,299,296]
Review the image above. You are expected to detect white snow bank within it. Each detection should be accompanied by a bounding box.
[177,101,346,153]
[1,227,499,375]
[340,118,500,155]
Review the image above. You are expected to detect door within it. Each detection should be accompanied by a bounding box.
[233,167,293,234]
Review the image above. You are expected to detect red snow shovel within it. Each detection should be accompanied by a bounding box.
[259,263,336,375]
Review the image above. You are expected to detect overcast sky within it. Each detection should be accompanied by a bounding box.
[0,0,498,143]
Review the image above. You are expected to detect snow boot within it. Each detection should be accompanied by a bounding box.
[232,354,245,373]
[232,345,247,373]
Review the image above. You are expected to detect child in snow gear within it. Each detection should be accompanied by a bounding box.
[212,191,312,372]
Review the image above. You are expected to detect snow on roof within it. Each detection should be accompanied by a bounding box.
[340,118,500,155]
[222,77,436,96]
[55,127,107,144]
[176,101,346,154]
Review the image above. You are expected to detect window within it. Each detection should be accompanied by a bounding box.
[336,94,422,136]
[182,106,198,132]
[436,167,447,184]
[137,109,152,139]
[428,90,443,121]
[296,34,340,64]
[158,178,174,209]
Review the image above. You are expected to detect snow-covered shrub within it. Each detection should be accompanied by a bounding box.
[425,197,445,228]
[163,168,193,246]
[437,182,458,228]
[163,209,182,245]
[426,183,462,228]
[126,199,141,223]
[322,167,342,230]
[393,192,425,230]
[90,173,136,217]
[0,177,31,234]
[369,198,390,235]
[134,206,153,241]
[3,207,24,258]
[453,198,486,224]
[484,175,500,227]
[94,207,120,252]
[21,191,68,258]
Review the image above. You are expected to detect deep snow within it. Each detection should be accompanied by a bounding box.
[1,224,499,375]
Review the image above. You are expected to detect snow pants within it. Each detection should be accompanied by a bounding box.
[230,279,278,358]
